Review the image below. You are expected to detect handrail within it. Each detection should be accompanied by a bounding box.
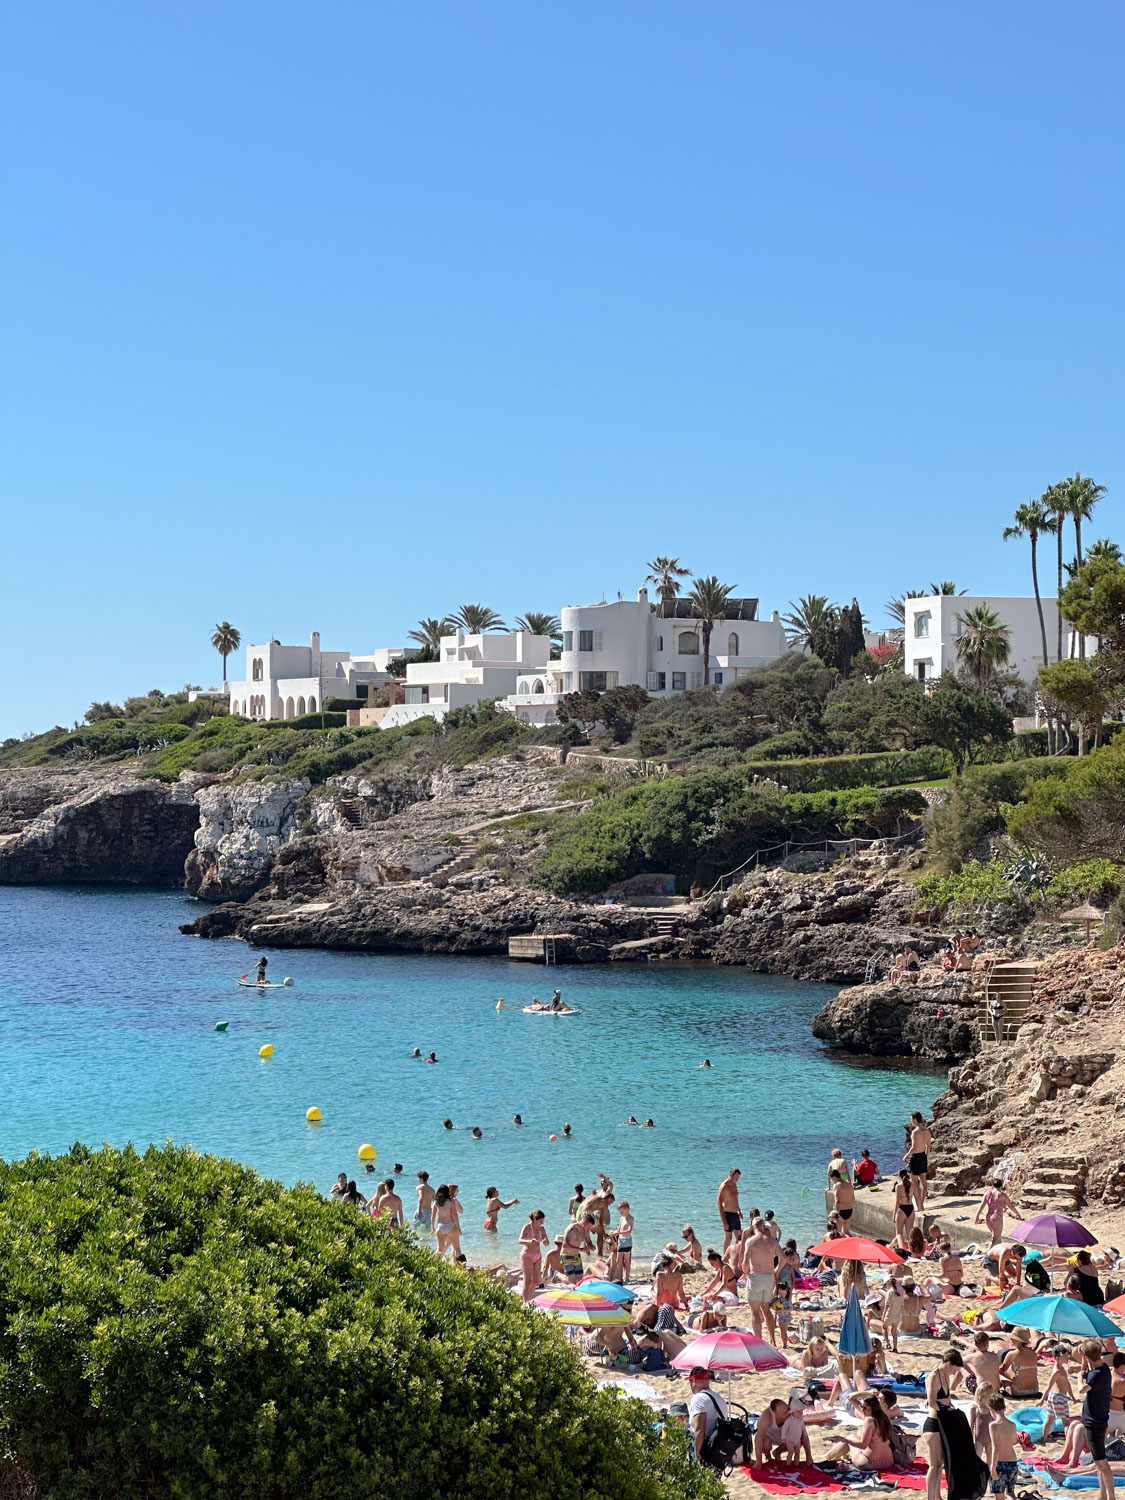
[703,825,922,897]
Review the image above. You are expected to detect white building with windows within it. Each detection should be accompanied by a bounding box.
[379,629,553,729]
[228,635,417,720]
[903,595,1095,686]
[502,588,788,726]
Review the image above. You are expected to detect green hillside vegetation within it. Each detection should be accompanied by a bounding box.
[0,1143,715,1500]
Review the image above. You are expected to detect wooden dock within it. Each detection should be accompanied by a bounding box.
[508,933,574,964]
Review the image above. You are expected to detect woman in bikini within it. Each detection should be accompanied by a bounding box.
[893,1168,915,1239]
[1108,1351,1125,1435]
[447,1183,464,1258]
[824,1393,895,1470]
[483,1186,519,1234]
[976,1178,1016,1247]
[431,1184,457,1259]
[923,1349,965,1500]
[518,1209,548,1301]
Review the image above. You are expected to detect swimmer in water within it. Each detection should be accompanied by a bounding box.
[496,998,508,1011]
[425,1052,438,1063]
[624,1116,639,1126]
[562,1122,571,1137]
[443,1118,454,1130]
[411,1048,422,1058]
[643,1118,655,1128]
[699,1059,712,1069]
[393,1163,403,1175]
[471,1127,483,1139]
[513,1114,523,1126]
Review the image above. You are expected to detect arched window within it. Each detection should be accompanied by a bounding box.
[533,679,545,694]
[297,697,306,715]
[678,631,699,655]
[252,658,263,681]
[308,697,316,713]
[518,681,530,695]
[728,632,739,656]
[285,697,295,719]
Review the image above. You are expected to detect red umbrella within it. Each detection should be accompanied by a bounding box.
[806,1236,904,1264]
[1104,1294,1125,1317]
[671,1328,787,1397]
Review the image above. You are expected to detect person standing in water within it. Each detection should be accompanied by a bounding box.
[415,1171,435,1225]
[256,957,268,984]
[484,1187,519,1233]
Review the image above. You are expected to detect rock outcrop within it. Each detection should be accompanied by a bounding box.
[811,976,979,1062]
[0,768,200,887]
[185,779,310,902]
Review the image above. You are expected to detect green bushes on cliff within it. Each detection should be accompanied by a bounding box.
[0,1143,716,1500]
[1008,738,1125,863]
[535,768,926,893]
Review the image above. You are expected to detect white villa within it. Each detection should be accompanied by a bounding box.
[228,635,417,720]
[379,629,553,729]
[902,595,1096,686]
[502,588,788,726]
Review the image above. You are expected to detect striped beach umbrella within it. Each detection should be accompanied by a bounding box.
[531,1288,632,1326]
[575,1279,638,1305]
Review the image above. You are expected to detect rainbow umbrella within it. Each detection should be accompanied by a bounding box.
[575,1279,637,1305]
[531,1288,632,1326]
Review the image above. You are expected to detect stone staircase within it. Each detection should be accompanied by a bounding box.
[438,836,482,880]
[976,960,1038,1046]
[651,912,680,937]
[336,796,367,828]
[1014,1156,1088,1214]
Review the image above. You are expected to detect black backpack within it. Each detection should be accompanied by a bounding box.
[699,1392,750,1473]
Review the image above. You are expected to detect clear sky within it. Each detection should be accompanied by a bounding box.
[4,3,1124,737]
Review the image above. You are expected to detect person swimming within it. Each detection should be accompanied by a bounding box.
[643,1118,655,1128]
[513,1114,523,1126]
[624,1116,639,1126]
[425,1052,438,1063]
[699,1059,712,1069]
[443,1118,454,1130]
[411,1048,422,1058]
[471,1127,483,1139]
[562,1122,571,1137]
[496,998,508,1011]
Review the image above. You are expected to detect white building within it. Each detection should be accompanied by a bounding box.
[502,588,788,726]
[228,635,417,720]
[379,629,553,729]
[902,595,1095,686]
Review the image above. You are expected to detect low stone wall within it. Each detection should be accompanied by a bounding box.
[824,1183,985,1253]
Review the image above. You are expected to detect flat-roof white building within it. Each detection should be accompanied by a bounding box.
[502,587,788,725]
[379,630,553,729]
[902,595,1095,686]
[228,635,417,720]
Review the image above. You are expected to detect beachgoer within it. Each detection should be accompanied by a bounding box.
[562,1122,571,1137]
[997,1243,1026,1295]
[824,1393,894,1470]
[614,1201,634,1281]
[698,1249,739,1312]
[425,1051,438,1063]
[442,1118,454,1130]
[830,1169,855,1223]
[756,1399,812,1465]
[410,1047,421,1058]
[484,1187,519,1232]
[256,957,268,984]
[853,1148,879,1186]
[1075,1251,1106,1307]
[560,1215,596,1279]
[446,1183,464,1256]
[976,1178,1016,1245]
[970,1381,995,1466]
[471,1126,483,1139]
[877,1277,905,1354]
[717,1168,742,1251]
[965,1331,1003,1394]
[542,1235,565,1282]
[828,1149,852,1184]
[1081,1340,1115,1500]
[699,1059,712,1069]
[988,1395,1019,1497]
[567,1183,584,1219]
[372,1179,403,1225]
[939,1240,965,1296]
[905,1111,932,1210]
[1043,1347,1077,1439]
[763,1209,781,1241]
[518,1210,548,1301]
[340,1179,366,1207]
[893,1167,915,1239]
[513,1114,523,1126]
[431,1185,457,1257]
[923,1349,966,1500]
[680,1225,703,1264]
[742,1217,778,1343]
[415,1171,435,1224]
[643,1118,654,1128]
[329,1172,348,1198]
[1000,1328,1040,1397]
[688,1367,730,1467]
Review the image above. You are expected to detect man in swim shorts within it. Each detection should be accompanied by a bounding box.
[717,1168,742,1252]
[742,1217,779,1343]
[905,1111,932,1210]
[560,1215,596,1279]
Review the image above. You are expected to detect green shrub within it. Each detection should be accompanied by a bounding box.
[324,697,365,711]
[925,758,1071,874]
[0,1144,714,1500]
[740,746,950,790]
[285,711,347,729]
[1041,859,1122,906]
[914,859,1015,910]
[1008,739,1125,862]
[45,720,194,761]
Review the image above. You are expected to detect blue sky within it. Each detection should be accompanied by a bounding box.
[4,3,1124,737]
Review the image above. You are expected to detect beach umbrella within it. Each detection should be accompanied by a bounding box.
[671,1328,787,1398]
[531,1288,632,1326]
[575,1279,637,1305]
[1010,1213,1097,1249]
[838,1285,874,1357]
[806,1236,905,1265]
[998,1295,1123,1339]
[1060,904,1106,944]
[1103,1294,1125,1317]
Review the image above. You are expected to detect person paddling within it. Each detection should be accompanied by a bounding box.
[256,957,268,985]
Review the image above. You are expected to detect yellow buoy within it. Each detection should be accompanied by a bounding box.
[258,1044,274,1058]
[358,1143,376,1162]
[306,1106,322,1122]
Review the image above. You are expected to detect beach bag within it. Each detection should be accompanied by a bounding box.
[890,1422,916,1467]
[799,1314,826,1342]
[699,1394,750,1474]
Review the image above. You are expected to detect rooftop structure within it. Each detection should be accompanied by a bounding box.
[228,635,417,720]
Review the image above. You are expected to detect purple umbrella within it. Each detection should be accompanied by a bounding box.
[1010,1213,1097,1249]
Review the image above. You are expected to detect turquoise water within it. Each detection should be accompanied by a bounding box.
[0,886,944,1259]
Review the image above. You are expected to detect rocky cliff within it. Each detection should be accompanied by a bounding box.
[185,778,310,902]
[811,972,980,1062]
[0,768,200,887]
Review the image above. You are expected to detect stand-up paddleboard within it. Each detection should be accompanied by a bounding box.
[239,975,294,989]
[522,1005,581,1015]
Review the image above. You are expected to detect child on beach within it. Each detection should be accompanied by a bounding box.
[1042,1347,1076,1439]
[773,1281,793,1347]
[988,1395,1020,1497]
[680,1225,703,1264]
[876,1278,905,1353]
[970,1382,996,1467]
[614,1202,634,1281]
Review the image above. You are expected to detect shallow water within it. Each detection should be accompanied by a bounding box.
[0,886,944,1258]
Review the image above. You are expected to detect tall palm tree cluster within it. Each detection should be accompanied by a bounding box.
[781,596,867,676]
[643,557,738,685]
[406,607,563,659]
[1003,472,1108,668]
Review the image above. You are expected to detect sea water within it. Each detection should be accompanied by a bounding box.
[0,886,944,1259]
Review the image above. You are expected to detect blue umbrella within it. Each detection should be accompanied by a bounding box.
[575,1279,637,1305]
[838,1284,873,1357]
[1000,1295,1123,1338]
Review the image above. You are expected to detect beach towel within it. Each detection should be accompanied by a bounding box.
[1039,1473,1125,1491]
[740,1459,932,1493]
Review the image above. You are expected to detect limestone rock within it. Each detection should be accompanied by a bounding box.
[186,779,310,901]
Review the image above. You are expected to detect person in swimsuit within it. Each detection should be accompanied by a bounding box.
[567,1183,584,1220]
[1000,1328,1040,1397]
[255,957,268,984]
[518,1210,547,1300]
[923,1349,965,1500]
[893,1168,915,1237]
[445,1183,464,1258]
[698,1250,739,1312]
[717,1168,742,1252]
[830,1170,855,1223]
[613,1201,634,1281]
[906,1112,932,1210]
[824,1393,895,1470]
[415,1170,435,1224]
[1042,1347,1078,1439]
[1107,1352,1125,1435]
[431,1185,457,1259]
[483,1186,519,1233]
[559,1215,596,1279]
[977,1178,1016,1246]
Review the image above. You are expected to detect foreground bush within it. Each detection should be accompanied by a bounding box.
[0,1144,716,1500]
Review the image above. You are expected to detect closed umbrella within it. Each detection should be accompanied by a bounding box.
[806,1237,905,1265]
[997,1295,1122,1339]
[838,1284,874,1358]
[531,1288,632,1326]
[671,1328,787,1398]
[1010,1214,1097,1249]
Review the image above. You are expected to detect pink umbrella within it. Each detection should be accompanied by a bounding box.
[672,1328,787,1396]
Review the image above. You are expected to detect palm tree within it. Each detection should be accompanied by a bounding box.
[955,604,1011,687]
[407,617,450,659]
[927,581,968,596]
[885,591,925,626]
[449,604,506,634]
[1044,481,1069,662]
[514,612,562,643]
[781,594,834,650]
[1003,499,1057,669]
[644,557,691,613]
[687,575,737,685]
[1053,472,1107,659]
[1085,538,1122,565]
[210,622,241,684]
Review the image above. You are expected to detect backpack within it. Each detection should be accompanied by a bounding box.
[699,1392,750,1473]
[1025,1260,1050,1293]
[889,1422,916,1468]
